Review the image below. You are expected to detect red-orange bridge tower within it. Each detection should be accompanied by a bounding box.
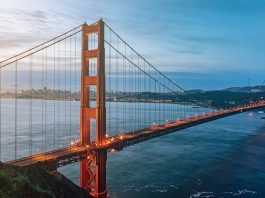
[80,20,107,198]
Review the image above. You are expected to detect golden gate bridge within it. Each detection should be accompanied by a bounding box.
[0,19,264,198]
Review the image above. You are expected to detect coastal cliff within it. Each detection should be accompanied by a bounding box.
[0,162,89,198]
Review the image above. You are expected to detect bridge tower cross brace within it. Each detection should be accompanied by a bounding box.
[80,19,107,198]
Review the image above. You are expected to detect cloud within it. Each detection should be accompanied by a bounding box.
[0,0,264,89]
[176,49,203,55]
[180,35,234,45]
[0,11,80,63]
[0,33,48,48]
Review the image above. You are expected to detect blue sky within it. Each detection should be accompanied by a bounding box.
[0,0,264,89]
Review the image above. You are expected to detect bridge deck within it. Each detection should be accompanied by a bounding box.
[7,102,265,171]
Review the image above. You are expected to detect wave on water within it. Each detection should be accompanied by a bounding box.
[190,191,214,198]
[122,183,179,193]
[190,189,257,198]
[222,189,257,196]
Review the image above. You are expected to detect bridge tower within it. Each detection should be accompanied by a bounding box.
[80,19,107,198]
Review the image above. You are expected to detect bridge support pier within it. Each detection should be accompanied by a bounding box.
[80,150,107,198]
[80,19,107,198]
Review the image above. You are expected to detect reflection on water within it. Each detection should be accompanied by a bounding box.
[1,99,265,197]
[60,108,265,198]
[0,99,209,161]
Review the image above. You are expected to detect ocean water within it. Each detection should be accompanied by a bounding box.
[0,99,210,161]
[0,99,265,197]
[60,108,265,198]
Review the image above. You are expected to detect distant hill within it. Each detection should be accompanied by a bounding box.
[186,85,265,108]
[187,85,265,93]
[185,89,204,94]
[222,85,265,93]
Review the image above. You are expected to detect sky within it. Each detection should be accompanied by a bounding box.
[0,0,264,90]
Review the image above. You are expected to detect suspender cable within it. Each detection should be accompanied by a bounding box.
[176,85,178,121]
[163,76,165,123]
[0,25,82,68]
[129,53,131,130]
[58,42,61,147]
[104,40,209,113]
[155,77,157,125]
[124,44,127,132]
[0,67,1,161]
[169,80,171,122]
[149,64,151,127]
[74,32,77,143]
[53,43,56,149]
[108,29,111,137]
[134,56,137,130]
[45,48,48,152]
[29,55,33,156]
[173,84,175,121]
[143,62,146,128]
[104,24,215,110]
[15,61,17,159]
[69,37,72,146]
[115,37,118,136]
[0,26,82,159]
[122,44,125,133]
[159,74,161,124]
[41,49,44,152]
[137,57,140,130]
[64,37,67,145]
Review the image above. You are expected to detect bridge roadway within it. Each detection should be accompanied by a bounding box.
[7,102,265,171]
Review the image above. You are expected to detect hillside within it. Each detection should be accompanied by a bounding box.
[0,162,89,198]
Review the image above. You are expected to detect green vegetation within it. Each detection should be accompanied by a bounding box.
[0,162,54,198]
[0,162,88,198]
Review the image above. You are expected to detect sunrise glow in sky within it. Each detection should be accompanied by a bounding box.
[0,0,264,89]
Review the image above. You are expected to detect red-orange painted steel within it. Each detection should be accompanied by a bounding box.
[80,19,107,198]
